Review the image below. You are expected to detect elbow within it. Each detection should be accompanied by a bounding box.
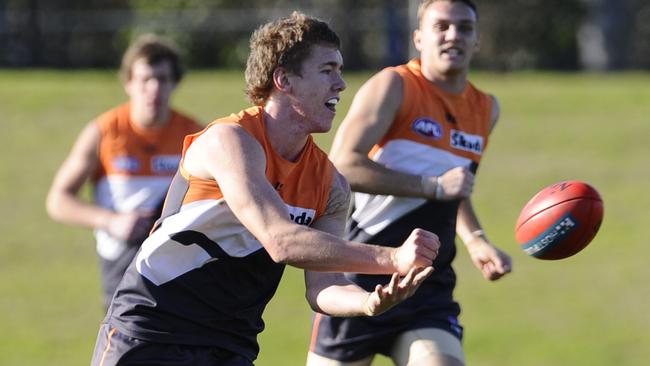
[45,191,63,222]
[263,236,293,264]
[305,287,325,314]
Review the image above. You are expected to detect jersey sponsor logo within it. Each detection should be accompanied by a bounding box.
[112,156,140,172]
[286,204,316,226]
[151,155,181,173]
[450,129,484,155]
[412,118,443,140]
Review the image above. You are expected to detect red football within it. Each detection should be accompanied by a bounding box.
[515,181,604,260]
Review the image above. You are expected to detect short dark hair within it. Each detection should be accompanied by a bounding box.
[417,0,479,25]
[119,33,184,84]
[245,11,341,106]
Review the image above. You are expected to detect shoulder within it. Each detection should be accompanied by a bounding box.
[323,170,351,217]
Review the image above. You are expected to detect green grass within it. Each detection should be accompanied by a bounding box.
[1,69,648,366]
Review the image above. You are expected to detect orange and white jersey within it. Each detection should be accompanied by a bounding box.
[134,106,337,285]
[351,59,493,237]
[92,103,201,260]
[109,107,344,358]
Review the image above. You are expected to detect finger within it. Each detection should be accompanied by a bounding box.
[414,266,434,283]
[399,268,417,287]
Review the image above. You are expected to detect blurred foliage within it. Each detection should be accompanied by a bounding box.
[0,0,647,70]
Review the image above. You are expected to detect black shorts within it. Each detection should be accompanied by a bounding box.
[310,313,463,362]
[91,323,253,366]
[98,245,139,309]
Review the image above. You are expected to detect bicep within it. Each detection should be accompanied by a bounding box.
[489,95,500,132]
[310,171,351,238]
[187,125,293,243]
[49,121,101,194]
[330,70,403,162]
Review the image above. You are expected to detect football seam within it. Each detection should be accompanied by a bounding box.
[515,196,602,233]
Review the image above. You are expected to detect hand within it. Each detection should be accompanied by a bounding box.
[363,266,434,316]
[466,237,512,281]
[437,167,475,200]
[393,229,440,276]
[105,210,157,243]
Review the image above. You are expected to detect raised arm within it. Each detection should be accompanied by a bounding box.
[329,69,472,200]
[183,123,440,275]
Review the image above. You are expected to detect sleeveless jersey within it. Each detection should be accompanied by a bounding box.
[346,59,493,323]
[108,106,337,361]
[92,103,201,260]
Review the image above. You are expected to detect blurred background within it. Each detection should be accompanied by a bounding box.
[2,0,649,71]
[1,1,649,366]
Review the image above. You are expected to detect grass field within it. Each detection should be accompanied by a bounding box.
[1,69,649,366]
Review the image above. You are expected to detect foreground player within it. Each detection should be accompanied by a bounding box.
[91,12,439,366]
[308,1,512,365]
[46,34,201,309]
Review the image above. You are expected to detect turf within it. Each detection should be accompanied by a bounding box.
[0,69,648,366]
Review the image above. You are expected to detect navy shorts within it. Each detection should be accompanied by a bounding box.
[310,312,463,362]
[91,323,253,366]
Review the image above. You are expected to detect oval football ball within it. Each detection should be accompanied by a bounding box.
[515,181,604,260]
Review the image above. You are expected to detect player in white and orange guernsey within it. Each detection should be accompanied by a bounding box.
[46,34,202,309]
[308,1,513,366]
[90,12,440,366]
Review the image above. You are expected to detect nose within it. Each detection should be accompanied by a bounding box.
[445,25,460,41]
[333,72,346,92]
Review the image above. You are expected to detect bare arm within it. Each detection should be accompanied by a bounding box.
[183,124,440,275]
[46,121,152,241]
[303,173,432,316]
[456,95,511,281]
[329,69,472,200]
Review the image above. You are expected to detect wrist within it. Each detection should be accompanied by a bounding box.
[463,229,487,246]
[421,175,442,199]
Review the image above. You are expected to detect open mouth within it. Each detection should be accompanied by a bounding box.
[325,97,339,112]
[442,47,463,58]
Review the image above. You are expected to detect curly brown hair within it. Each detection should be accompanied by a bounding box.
[119,33,184,84]
[245,11,341,106]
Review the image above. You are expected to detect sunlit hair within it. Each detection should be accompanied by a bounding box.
[119,33,184,84]
[245,11,341,106]
[417,0,479,25]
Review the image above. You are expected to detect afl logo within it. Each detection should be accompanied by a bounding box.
[412,118,443,140]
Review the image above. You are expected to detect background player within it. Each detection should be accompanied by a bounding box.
[308,1,512,365]
[90,12,440,366]
[46,33,202,309]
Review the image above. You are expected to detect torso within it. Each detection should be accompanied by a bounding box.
[107,106,338,361]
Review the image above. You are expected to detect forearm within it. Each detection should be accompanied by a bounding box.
[268,224,397,274]
[334,153,435,199]
[46,191,112,231]
[456,198,486,245]
[309,282,371,317]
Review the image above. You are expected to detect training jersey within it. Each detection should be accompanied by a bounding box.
[92,103,201,260]
[107,106,343,361]
[345,59,493,322]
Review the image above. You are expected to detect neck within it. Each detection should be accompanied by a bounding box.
[420,63,468,94]
[263,100,309,162]
[130,104,170,128]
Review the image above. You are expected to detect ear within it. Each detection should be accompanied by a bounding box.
[474,33,481,52]
[272,67,291,93]
[123,79,133,97]
[413,29,423,53]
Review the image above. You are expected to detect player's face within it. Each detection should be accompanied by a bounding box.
[125,58,177,125]
[414,1,479,76]
[286,45,346,133]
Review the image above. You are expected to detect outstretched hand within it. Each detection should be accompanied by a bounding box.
[363,266,434,316]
